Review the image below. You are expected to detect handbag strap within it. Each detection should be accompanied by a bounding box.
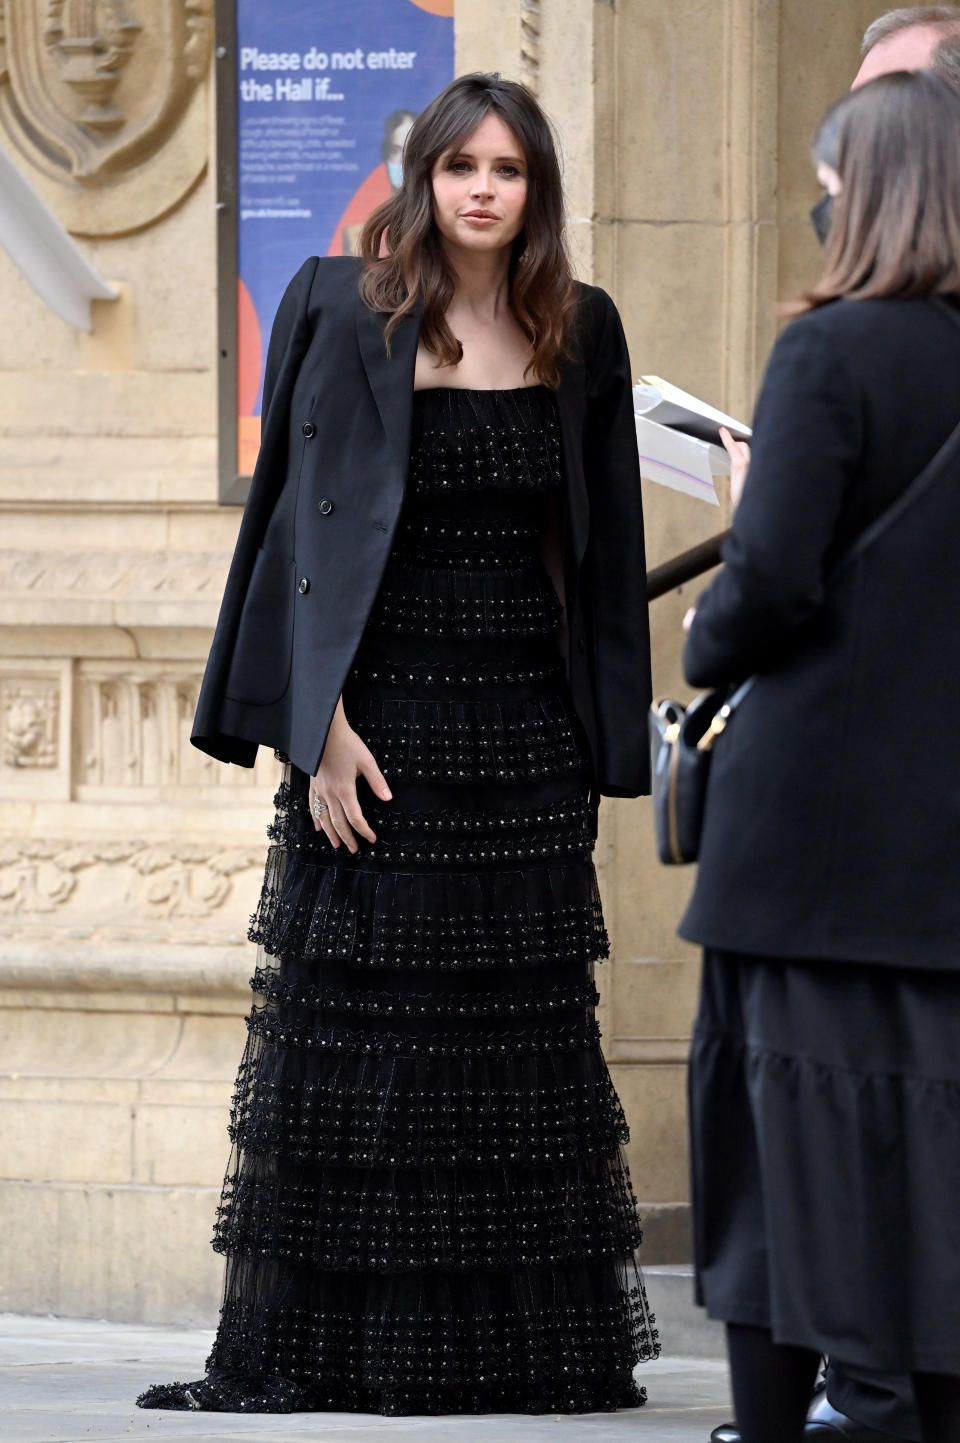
[833,297,960,577]
[697,674,756,746]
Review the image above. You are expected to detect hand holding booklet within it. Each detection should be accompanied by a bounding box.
[634,376,752,506]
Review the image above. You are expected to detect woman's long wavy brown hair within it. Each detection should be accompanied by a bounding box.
[793,69,960,314]
[358,73,577,387]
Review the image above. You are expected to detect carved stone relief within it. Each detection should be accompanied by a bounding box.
[0,0,213,235]
[75,662,277,793]
[0,656,276,939]
[0,661,71,798]
[1,679,59,769]
[0,835,263,938]
[0,548,228,597]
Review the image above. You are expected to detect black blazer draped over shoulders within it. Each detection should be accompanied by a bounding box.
[192,255,652,798]
[681,296,960,972]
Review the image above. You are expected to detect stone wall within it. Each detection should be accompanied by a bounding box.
[0,0,908,1322]
[0,0,258,1322]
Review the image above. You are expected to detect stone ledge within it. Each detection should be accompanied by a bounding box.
[0,436,220,510]
[0,1180,224,1325]
[0,941,251,1000]
[639,1202,692,1264]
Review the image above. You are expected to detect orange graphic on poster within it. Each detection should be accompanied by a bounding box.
[328,163,393,256]
[408,0,455,15]
[237,276,264,476]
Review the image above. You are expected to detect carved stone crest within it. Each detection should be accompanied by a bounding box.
[0,0,213,235]
[1,681,59,769]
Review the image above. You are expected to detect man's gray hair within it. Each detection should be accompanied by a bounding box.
[863,6,960,52]
[863,7,960,92]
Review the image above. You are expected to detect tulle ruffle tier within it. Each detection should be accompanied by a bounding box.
[226,1022,632,1168]
[213,1155,643,1271]
[249,842,609,973]
[138,1252,654,1415]
[367,560,564,641]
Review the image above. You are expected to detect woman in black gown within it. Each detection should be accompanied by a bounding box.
[138,72,658,1417]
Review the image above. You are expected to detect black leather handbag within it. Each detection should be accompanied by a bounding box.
[650,304,960,867]
[649,679,754,864]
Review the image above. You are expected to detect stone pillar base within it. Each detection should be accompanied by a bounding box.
[0,943,248,1325]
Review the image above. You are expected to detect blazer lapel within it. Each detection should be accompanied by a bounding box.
[356,291,422,473]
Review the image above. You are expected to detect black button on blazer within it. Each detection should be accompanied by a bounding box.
[192,256,652,798]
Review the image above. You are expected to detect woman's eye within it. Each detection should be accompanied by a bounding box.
[498,165,520,178]
[448,160,471,173]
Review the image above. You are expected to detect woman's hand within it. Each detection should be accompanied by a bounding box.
[309,698,392,853]
[719,426,751,511]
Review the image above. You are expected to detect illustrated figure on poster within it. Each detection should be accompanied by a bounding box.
[329,108,418,256]
[137,71,660,1416]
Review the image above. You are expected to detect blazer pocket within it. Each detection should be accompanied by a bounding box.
[224,547,296,706]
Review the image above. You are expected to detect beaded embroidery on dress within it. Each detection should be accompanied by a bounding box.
[137,386,659,1416]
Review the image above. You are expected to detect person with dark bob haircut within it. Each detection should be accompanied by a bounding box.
[137,73,659,1416]
[683,70,960,1443]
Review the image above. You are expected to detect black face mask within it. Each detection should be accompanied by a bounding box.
[810,191,834,247]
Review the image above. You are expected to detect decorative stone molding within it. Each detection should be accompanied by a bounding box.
[520,0,541,91]
[0,657,277,801]
[0,549,228,599]
[184,0,214,81]
[0,835,263,935]
[0,0,213,236]
[75,662,277,794]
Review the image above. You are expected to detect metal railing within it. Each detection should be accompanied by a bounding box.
[646,530,730,601]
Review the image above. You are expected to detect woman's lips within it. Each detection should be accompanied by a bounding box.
[461,210,498,222]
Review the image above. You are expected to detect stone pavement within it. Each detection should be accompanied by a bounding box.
[0,1312,732,1443]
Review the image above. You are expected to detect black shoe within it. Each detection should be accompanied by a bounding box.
[709,1382,907,1442]
[804,1381,905,1440]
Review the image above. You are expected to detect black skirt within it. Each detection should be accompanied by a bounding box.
[690,949,960,1378]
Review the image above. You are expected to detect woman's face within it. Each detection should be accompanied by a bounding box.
[810,159,842,246]
[385,117,414,190]
[431,113,528,258]
[816,160,843,197]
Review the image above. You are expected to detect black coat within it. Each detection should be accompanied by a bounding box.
[681,296,960,971]
[192,256,652,797]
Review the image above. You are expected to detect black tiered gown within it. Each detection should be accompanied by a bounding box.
[138,385,658,1416]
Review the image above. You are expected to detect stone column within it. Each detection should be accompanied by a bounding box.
[0,3,267,1322]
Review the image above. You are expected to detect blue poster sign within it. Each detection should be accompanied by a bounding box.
[234,0,455,473]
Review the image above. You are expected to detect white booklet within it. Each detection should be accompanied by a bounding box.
[634,376,752,505]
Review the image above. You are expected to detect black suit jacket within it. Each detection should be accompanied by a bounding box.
[681,296,960,971]
[192,256,652,796]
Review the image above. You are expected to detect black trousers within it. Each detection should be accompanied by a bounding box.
[826,1362,920,1441]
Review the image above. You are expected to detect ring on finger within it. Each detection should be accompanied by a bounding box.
[312,796,327,820]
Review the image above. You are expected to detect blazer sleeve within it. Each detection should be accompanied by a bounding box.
[190,256,319,764]
[684,313,861,688]
[259,259,318,426]
[583,289,653,796]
